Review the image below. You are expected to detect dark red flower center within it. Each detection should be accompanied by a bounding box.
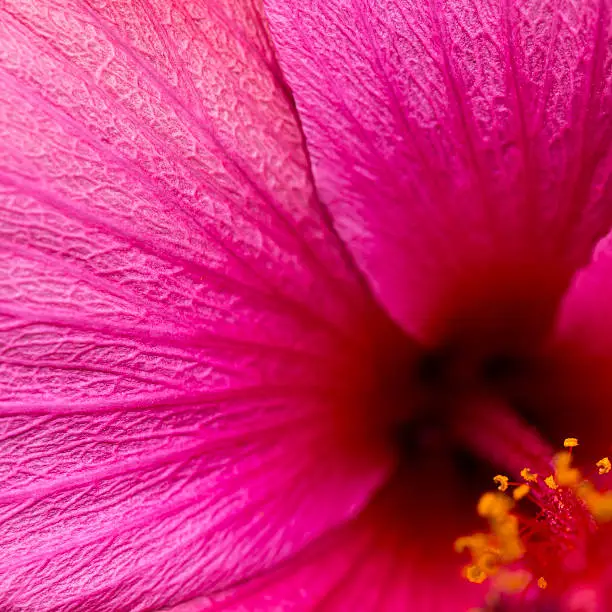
[332,255,612,608]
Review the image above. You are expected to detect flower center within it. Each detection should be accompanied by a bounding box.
[334,257,612,608]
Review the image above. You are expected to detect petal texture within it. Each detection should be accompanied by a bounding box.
[169,486,485,612]
[264,0,612,338]
[0,1,390,609]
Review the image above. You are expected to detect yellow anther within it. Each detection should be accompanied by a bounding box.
[496,530,524,562]
[513,484,530,501]
[591,493,612,522]
[465,564,488,584]
[492,512,517,536]
[554,452,581,487]
[596,457,611,475]
[580,487,612,523]
[478,551,502,574]
[537,577,548,590]
[493,475,509,492]
[478,492,513,520]
[493,569,532,594]
[564,437,579,448]
[454,534,489,555]
[544,475,558,490]
[520,468,538,482]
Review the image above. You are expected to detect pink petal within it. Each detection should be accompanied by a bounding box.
[0,1,390,609]
[264,0,612,339]
[556,234,612,354]
[167,491,485,612]
[545,233,612,451]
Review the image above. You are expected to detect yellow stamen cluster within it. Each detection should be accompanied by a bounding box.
[553,450,612,522]
[454,493,525,587]
[456,437,612,598]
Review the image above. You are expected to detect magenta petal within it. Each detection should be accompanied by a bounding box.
[161,597,219,612]
[264,0,612,338]
[0,1,388,609]
[171,511,484,612]
[542,233,612,451]
[556,234,612,354]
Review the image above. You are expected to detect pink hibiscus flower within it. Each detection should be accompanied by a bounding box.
[1,0,611,610]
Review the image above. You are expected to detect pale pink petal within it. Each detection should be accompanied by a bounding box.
[0,1,391,609]
[264,0,612,339]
